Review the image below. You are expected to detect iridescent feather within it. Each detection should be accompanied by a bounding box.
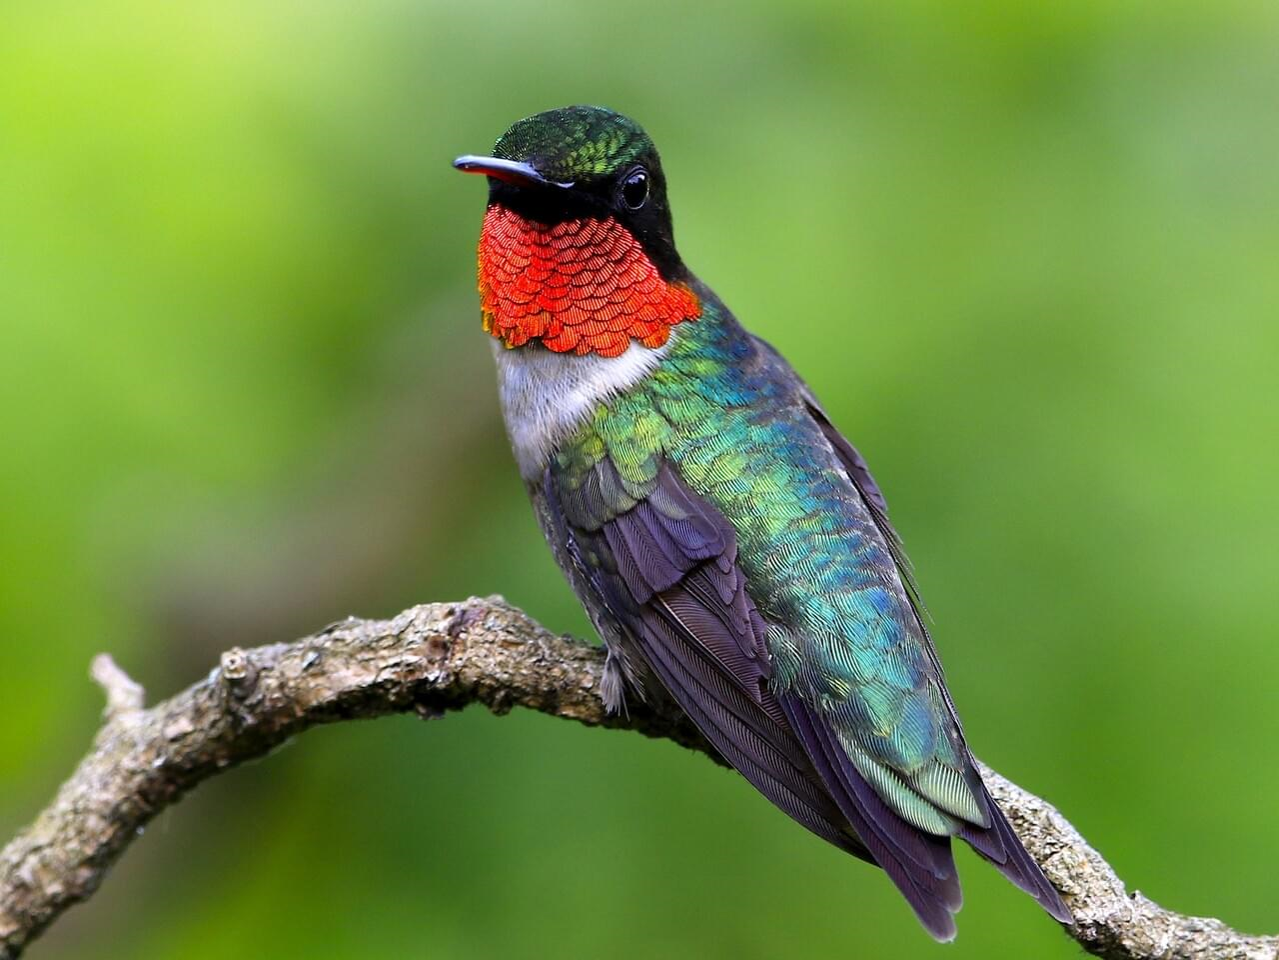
[539,296,1069,939]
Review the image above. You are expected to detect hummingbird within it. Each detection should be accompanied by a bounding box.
[455,106,1071,940]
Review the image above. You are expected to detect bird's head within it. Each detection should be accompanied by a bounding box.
[455,106,700,358]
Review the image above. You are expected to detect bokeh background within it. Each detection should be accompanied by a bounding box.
[3,1,1277,957]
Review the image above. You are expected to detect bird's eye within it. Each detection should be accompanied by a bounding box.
[620,167,649,210]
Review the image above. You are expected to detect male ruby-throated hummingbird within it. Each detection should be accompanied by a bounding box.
[455,106,1071,939]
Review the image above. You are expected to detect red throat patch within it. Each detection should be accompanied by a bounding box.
[477,205,701,358]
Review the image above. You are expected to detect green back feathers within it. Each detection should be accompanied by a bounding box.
[553,310,987,838]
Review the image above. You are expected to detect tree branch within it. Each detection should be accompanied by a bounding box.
[0,597,1273,960]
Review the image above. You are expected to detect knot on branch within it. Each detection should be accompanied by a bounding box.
[218,648,257,699]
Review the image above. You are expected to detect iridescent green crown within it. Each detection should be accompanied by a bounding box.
[493,106,652,184]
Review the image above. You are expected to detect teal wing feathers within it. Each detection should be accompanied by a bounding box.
[542,450,973,938]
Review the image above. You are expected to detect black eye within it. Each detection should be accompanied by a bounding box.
[620,167,649,210]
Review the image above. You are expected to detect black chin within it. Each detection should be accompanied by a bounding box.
[486,179,604,225]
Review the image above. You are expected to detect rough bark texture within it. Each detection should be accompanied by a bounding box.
[0,596,1273,960]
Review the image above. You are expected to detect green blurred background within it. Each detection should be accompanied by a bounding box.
[3,0,1276,956]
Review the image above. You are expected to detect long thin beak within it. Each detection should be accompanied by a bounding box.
[452,155,574,189]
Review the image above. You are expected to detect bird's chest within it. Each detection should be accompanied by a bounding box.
[491,340,666,481]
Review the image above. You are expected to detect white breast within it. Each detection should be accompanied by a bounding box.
[491,338,669,480]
